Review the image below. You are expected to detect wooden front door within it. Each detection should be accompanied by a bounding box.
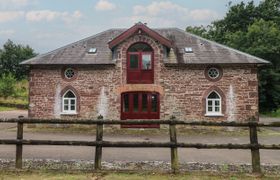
[121,92,160,128]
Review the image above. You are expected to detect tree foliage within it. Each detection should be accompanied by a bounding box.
[186,0,280,112]
[0,39,37,80]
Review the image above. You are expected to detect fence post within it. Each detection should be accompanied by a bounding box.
[16,116,24,169]
[249,117,261,174]
[169,116,179,173]
[94,115,103,170]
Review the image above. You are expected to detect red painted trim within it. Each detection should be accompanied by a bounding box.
[120,91,160,128]
[127,42,154,84]
[108,23,172,49]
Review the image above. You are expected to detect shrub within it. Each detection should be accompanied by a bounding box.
[0,73,16,99]
[12,79,28,99]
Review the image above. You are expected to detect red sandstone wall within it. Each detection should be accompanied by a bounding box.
[28,34,258,122]
[161,65,258,121]
[29,66,122,119]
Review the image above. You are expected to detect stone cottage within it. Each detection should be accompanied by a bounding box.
[21,22,269,127]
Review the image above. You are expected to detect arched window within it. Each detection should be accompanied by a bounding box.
[206,91,222,115]
[128,43,153,52]
[127,42,154,83]
[62,90,76,114]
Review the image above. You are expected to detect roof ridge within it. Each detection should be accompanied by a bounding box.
[108,24,172,49]
[21,28,123,64]
[173,27,270,64]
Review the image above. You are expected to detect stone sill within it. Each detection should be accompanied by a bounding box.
[204,114,224,117]
[60,112,78,115]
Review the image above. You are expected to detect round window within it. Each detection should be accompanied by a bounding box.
[64,68,75,79]
[207,67,220,79]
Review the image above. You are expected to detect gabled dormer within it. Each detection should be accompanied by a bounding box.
[109,22,173,84]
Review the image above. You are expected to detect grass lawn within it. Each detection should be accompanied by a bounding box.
[0,170,278,180]
[261,109,280,118]
[0,106,18,111]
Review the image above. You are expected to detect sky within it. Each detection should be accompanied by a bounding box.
[0,0,262,53]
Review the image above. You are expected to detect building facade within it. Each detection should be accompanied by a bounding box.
[22,23,269,126]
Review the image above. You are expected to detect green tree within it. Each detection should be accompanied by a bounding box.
[0,39,37,80]
[246,20,280,111]
[0,73,16,99]
[186,0,280,112]
[185,26,210,39]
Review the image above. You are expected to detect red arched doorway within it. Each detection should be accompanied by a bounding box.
[121,91,160,128]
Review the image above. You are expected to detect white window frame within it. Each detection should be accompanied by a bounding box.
[61,90,77,114]
[205,91,223,116]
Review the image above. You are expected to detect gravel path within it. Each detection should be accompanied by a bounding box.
[1,159,280,174]
[0,110,27,130]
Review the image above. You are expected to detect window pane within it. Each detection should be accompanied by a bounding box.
[123,94,129,112]
[142,54,152,70]
[129,54,138,69]
[215,107,220,112]
[133,94,139,112]
[215,100,220,106]
[207,101,212,106]
[64,91,75,98]
[64,68,75,79]
[215,100,220,112]
[208,106,213,112]
[64,105,68,111]
[151,94,158,112]
[208,92,220,99]
[64,99,69,105]
[70,99,75,105]
[71,105,75,111]
[208,68,219,79]
[142,94,148,112]
[128,43,152,52]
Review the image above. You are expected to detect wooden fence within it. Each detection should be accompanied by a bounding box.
[0,117,280,174]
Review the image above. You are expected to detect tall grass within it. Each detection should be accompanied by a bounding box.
[0,79,28,106]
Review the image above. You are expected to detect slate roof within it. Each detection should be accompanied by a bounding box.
[21,27,270,65]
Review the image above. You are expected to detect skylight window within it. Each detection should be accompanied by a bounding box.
[184,47,193,53]
[88,48,97,54]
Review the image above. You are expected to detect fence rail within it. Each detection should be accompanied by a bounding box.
[0,117,280,173]
[1,118,280,126]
